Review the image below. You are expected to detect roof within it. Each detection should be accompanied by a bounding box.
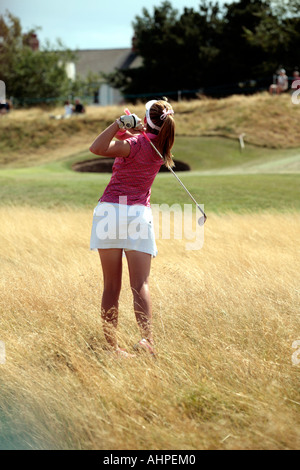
[74,48,142,79]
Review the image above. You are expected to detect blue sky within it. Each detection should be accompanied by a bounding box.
[0,0,235,50]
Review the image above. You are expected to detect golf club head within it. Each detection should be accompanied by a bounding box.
[197,205,207,226]
[198,215,207,226]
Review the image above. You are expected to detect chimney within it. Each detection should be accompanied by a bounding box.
[131,35,137,52]
[28,33,39,51]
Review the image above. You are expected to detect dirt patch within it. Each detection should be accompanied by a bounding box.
[72,158,191,173]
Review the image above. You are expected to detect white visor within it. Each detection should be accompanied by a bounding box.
[145,100,161,131]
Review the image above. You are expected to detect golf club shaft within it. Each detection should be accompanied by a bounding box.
[124,108,207,220]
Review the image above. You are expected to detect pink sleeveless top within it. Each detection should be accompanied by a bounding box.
[100,133,163,207]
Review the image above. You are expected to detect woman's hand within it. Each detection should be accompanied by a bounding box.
[126,123,146,135]
[117,113,142,130]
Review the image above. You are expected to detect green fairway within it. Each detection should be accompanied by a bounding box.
[58,136,300,173]
[153,172,300,213]
[0,166,299,214]
[0,136,299,213]
[172,136,300,172]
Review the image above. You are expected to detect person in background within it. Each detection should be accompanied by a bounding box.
[49,100,73,120]
[6,99,12,112]
[292,70,300,90]
[64,100,73,118]
[0,99,11,115]
[74,98,85,114]
[269,69,289,95]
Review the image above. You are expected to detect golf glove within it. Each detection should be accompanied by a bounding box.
[117,113,142,129]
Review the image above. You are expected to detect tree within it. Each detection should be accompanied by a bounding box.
[0,10,76,105]
[219,0,273,81]
[244,0,300,73]
[129,1,182,94]
[106,1,223,98]
[106,0,300,100]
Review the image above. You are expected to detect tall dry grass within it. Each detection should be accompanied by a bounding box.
[0,206,299,449]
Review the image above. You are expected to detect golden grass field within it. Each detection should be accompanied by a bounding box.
[0,206,299,450]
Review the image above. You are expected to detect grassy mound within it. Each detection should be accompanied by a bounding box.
[1,92,300,168]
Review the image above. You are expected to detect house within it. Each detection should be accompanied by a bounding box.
[26,33,141,105]
[67,48,142,105]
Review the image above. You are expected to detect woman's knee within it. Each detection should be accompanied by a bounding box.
[103,281,122,298]
[131,279,149,297]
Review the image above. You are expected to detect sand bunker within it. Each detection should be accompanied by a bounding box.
[72,158,191,173]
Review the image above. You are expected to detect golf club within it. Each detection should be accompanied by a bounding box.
[124,107,207,225]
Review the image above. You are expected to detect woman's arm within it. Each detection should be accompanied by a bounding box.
[115,126,145,141]
[115,129,134,141]
[89,121,131,158]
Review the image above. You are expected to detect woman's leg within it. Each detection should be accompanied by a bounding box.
[98,249,123,349]
[125,251,153,345]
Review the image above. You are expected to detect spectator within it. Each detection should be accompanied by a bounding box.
[0,100,8,116]
[49,100,73,120]
[74,98,85,114]
[64,100,73,118]
[292,70,300,90]
[269,69,289,95]
[6,99,12,112]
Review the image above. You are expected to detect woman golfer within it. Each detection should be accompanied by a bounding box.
[89,100,175,357]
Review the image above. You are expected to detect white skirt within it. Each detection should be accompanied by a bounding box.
[90,202,158,257]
